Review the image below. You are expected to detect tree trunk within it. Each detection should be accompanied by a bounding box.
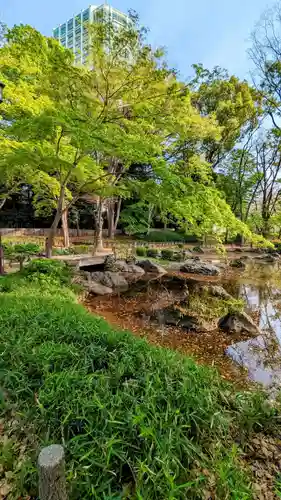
[45,188,65,258]
[62,208,70,248]
[107,198,121,238]
[76,220,80,237]
[107,201,114,239]
[0,198,6,211]
[114,198,122,232]
[94,197,104,252]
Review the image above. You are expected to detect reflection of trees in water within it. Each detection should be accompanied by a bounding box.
[227,263,281,380]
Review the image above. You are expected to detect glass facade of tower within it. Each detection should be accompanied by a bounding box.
[53,4,131,64]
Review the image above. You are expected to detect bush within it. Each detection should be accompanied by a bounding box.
[193,246,204,253]
[136,246,147,256]
[161,248,174,260]
[71,245,91,255]
[147,247,159,258]
[4,243,41,271]
[171,251,184,261]
[53,247,73,256]
[23,259,71,285]
[137,230,187,243]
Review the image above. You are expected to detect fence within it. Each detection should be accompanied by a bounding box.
[0,228,96,237]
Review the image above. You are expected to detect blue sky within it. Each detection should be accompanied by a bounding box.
[1,0,277,80]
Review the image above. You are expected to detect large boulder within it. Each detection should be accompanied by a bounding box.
[137,259,167,274]
[114,260,145,275]
[154,305,217,332]
[219,311,261,335]
[91,271,128,291]
[180,260,220,276]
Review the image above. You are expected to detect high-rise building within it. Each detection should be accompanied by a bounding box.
[53,4,131,64]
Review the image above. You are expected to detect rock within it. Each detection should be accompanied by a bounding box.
[254,254,279,263]
[219,311,261,335]
[114,260,145,274]
[234,247,243,253]
[137,259,167,274]
[240,255,252,261]
[104,254,119,271]
[154,305,217,332]
[91,271,128,290]
[86,281,113,295]
[204,284,233,300]
[180,259,220,276]
[230,259,246,269]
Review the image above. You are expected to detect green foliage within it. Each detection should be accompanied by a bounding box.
[1,276,278,499]
[4,242,40,256]
[52,247,73,256]
[71,245,91,255]
[171,252,184,261]
[24,258,70,280]
[147,248,159,258]
[138,230,188,243]
[161,248,175,260]
[136,246,147,257]
[4,242,41,270]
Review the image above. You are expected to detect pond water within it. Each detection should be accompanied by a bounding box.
[87,258,281,391]
[225,262,281,392]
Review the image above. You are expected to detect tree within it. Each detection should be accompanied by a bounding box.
[0,22,267,254]
[190,64,262,169]
[217,140,261,224]
[253,133,281,237]
[250,4,281,130]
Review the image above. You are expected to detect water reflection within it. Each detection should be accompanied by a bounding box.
[225,262,281,391]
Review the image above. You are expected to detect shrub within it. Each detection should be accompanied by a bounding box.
[137,230,187,243]
[71,245,91,255]
[147,247,159,258]
[23,259,71,286]
[161,248,174,260]
[4,243,41,270]
[171,251,184,261]
[136,246,147,256]
[193,246,204,253]
[52,247,72,256]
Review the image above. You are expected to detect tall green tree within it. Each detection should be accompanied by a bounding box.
[190,64,262,168]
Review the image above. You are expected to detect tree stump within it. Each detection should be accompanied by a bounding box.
[38,444,68,500]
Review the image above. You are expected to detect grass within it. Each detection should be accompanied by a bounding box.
[0,261,280,499]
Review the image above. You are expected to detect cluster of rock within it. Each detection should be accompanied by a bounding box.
[78,253,263,336]
[150,279,261,336]
[79,256,167,296]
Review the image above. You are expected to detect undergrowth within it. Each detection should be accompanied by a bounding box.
[0,260,279,499]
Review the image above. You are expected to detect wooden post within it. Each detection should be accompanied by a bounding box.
[38,445,68,500]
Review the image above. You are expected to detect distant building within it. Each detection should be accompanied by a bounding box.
[53,4,131,64]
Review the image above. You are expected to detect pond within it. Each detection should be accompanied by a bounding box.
[86,257,281,391]
[225,261,281,392]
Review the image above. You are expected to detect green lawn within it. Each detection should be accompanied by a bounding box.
[0,260,279,499]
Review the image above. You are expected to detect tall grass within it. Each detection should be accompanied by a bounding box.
[0,261,278,498]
